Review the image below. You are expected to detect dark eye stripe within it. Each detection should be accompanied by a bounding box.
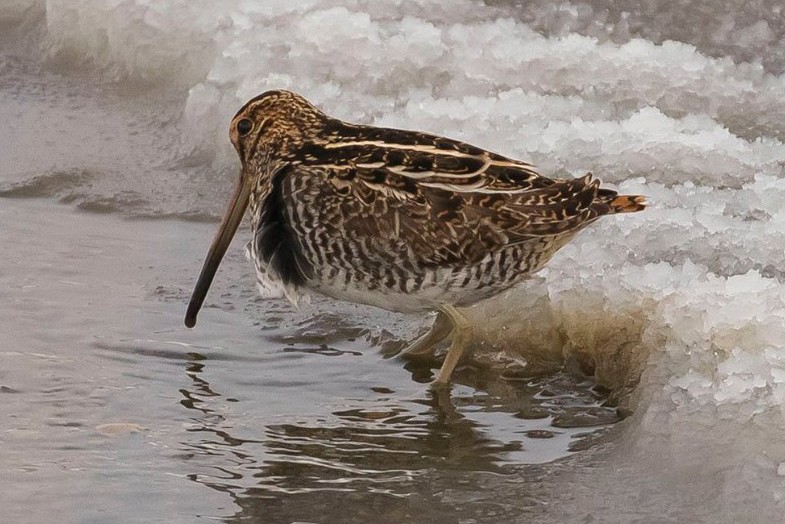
[245,119,270,160]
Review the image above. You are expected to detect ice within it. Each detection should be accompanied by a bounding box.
[42,0,229,86]
[8,0,785,517]
[0,0,42,25]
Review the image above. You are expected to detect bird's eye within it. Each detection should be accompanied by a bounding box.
[236,118,254,136]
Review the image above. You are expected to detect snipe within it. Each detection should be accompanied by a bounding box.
[185,90,645,385]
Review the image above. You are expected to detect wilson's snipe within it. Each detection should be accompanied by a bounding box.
[185,90,645,385]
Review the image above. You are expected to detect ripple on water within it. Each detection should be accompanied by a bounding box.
[166,357,622,524]
[169,317,622,498]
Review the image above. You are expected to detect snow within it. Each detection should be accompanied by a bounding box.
[5,0,785,517]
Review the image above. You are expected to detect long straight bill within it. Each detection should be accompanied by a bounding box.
[184,178,251,327]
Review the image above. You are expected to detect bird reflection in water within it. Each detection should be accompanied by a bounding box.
[175,348,620,523]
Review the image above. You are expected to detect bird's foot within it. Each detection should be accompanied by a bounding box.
[432,305,472,386]
[399,310,452,361]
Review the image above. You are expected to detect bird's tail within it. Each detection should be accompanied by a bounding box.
[595,187,647,214]
[608,193,647,213]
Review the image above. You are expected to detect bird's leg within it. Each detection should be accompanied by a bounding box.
[432,304,472,386]
[400,310,452,359]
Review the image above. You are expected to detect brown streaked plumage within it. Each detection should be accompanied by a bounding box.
[185,90,646,386]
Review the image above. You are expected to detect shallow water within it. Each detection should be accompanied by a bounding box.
[0,198,620,524]
[3,1,785,522]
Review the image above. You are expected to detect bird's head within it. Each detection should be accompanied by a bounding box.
[185,90,326,328]
[230,90,328,173]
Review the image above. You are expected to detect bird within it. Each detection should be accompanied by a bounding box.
[184,90,646,386]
